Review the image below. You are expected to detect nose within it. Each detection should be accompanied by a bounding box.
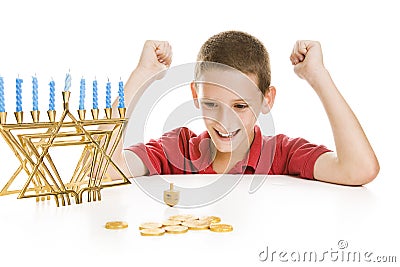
[215,104,236,131]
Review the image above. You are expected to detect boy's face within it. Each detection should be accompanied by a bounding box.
[191,69,274,155]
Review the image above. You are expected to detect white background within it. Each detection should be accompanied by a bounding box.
[0,0,399,265]
[1,0,398,189]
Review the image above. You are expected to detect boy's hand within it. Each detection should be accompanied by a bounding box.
[290,40,327,85]
[136,40,172,79]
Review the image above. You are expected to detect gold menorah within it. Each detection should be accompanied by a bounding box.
[0,91,130,207]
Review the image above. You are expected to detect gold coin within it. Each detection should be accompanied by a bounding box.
[187,219,211,226]
[168,214,198,222]
[209,223,233,233]
[182,220,210,230]
[138,222,163,230]
[105,221,128,230]
[164,225,189,234]
[200,216,221,224]
[140,228,165,236]
[162,219,182,226]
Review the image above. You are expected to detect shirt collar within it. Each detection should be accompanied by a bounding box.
[232,125,262,172]
[188,130,213,171]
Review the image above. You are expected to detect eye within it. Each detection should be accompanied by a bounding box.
[233,103,248,110]
[200,101,218,109]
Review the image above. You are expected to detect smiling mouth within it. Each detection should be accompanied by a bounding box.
[214,128,240,138]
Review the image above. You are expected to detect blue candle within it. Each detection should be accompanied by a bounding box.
[105,79,111,109]
[16,77,23,112]
[49,80,55,111]
[79,77,85,110]
[118,79,125,108]
[92,79,98,109]
[32,76,39,111]
[64,72,71,91]
[0,76,5,112]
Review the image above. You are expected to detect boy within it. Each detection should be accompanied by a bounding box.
[112,31,379,186]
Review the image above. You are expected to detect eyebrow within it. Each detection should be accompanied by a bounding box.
[232,98,254,102]
[200,97,252,101]
[199,97,253,102]
[199,98,256,105]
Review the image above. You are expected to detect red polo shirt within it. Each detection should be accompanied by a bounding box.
[125,126,331,179]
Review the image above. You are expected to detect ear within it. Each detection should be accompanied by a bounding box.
[190,81,200,109]
[261,86,276,114]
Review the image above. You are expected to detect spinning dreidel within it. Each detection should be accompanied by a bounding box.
[164,183,179,207]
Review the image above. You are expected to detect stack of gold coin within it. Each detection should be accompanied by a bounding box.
[164,225,189,234]
[139,214,233,236]
[139,222,165,236]
[200,216,221,224]
[140,228,165,236]
[182,219,210,230]
[168,214,198,222]
[138,222,163,230]
[162,219,182,227]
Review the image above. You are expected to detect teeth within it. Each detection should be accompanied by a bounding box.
[220,132,231,137]
[217,130,235,138]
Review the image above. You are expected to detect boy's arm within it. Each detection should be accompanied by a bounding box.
[290,40,379,186]
[106,40,172,178]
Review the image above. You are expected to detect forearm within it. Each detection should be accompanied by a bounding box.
[102,67,155,179]
[310,69,379,181]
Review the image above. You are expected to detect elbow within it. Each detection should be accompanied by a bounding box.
[345,159,380,186]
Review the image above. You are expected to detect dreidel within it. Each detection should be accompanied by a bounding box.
[163,183,180,207]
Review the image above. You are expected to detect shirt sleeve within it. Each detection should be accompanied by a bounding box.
[271,134,332,179]
[124,127,196,175]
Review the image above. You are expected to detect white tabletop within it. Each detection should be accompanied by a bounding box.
[1,174,398,266]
